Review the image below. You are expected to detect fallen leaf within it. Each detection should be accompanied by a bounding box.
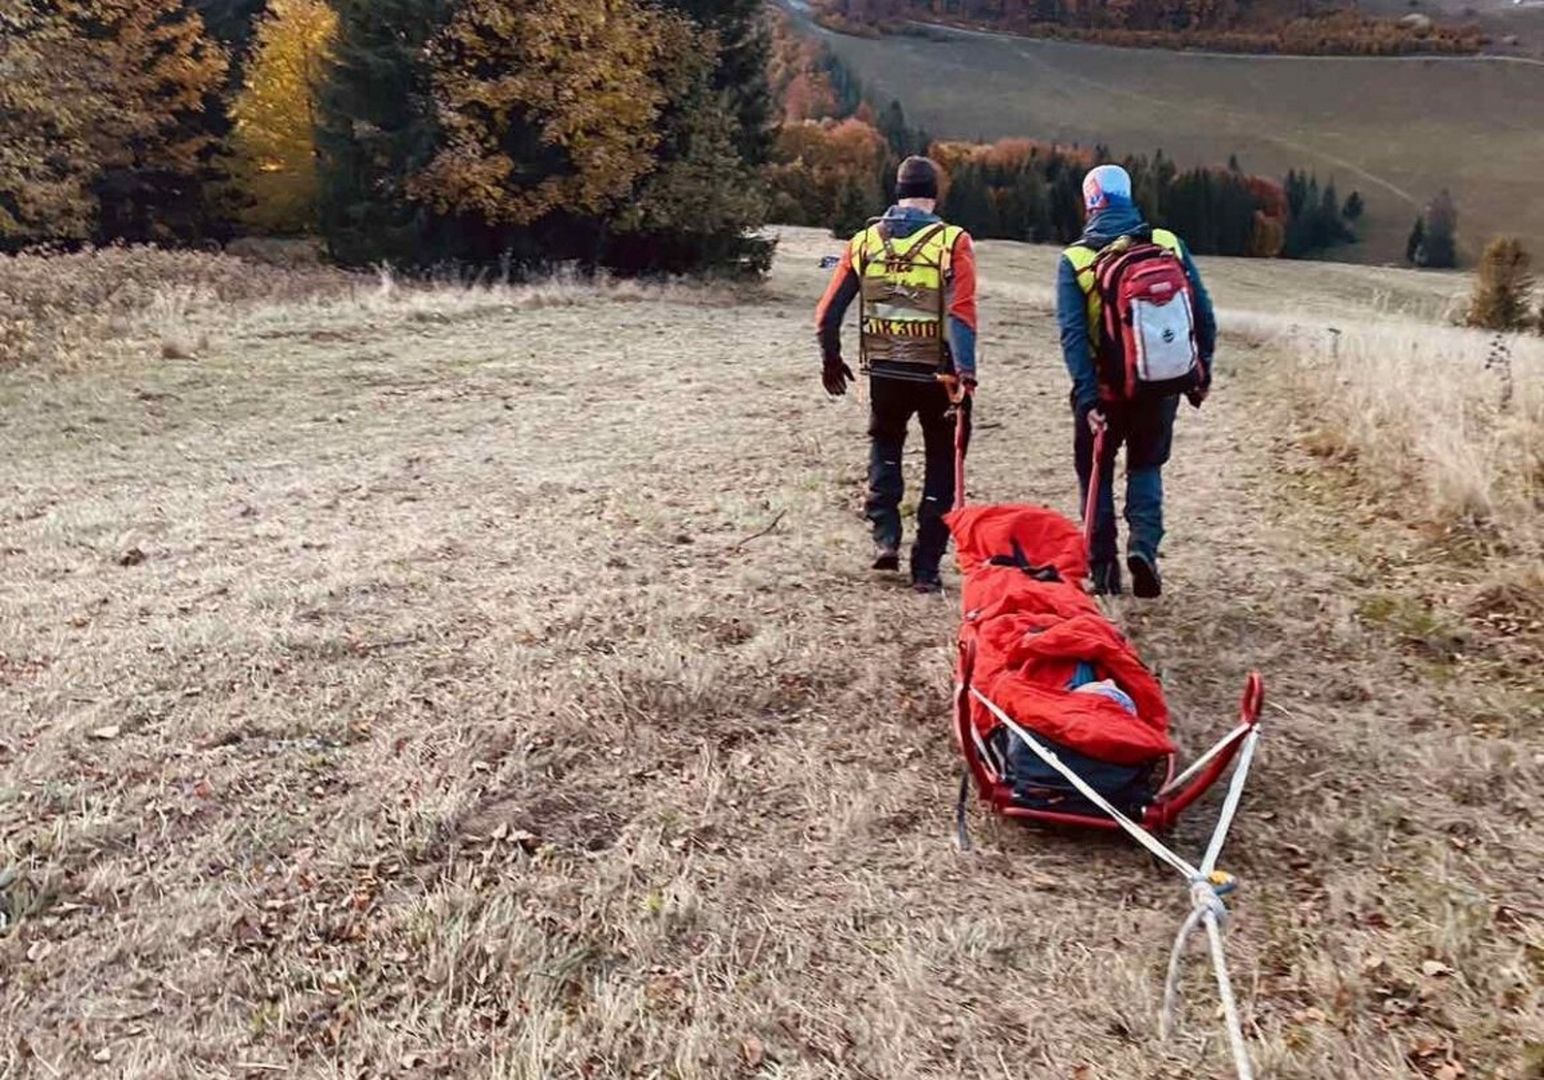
[1410,1035,1445,1058]
[740,1036,765,1067]
[25,940,51,962]
[1072,1066,1095,1080]
[1433,1064,1464,1080]
[1422,960,1454,978]
[92,1048,111,1063]
[89,726,121,741]
[1293,1006,1328,1024]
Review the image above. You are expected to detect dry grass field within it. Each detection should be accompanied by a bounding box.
[791,8,1544,267]
[2,229,1541,1079]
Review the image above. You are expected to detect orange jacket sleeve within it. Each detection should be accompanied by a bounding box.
[949,232,978,380]
[814,240,860,365]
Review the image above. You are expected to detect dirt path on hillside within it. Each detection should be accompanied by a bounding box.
[1,247,1537,1078]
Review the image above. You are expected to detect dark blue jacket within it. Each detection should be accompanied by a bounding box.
[1056,203,1217,411]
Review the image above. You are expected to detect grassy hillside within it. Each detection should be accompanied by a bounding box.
[2,233,1540,1077]
[794,12,1544,266]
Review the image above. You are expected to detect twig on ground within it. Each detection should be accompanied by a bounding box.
[1266,700,1309,722]
[731,510,787,551]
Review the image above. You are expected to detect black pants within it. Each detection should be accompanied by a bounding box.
[867,377,956,576]
[1073,395,1180,566]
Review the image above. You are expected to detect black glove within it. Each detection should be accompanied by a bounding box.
[1188,362,1212,409]
[822,358,855,397]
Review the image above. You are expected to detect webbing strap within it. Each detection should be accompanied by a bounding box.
[1201,727,1260,876]
[968,685,1260,1080]
[1158,721,1251,797]
[970,689,1198,880]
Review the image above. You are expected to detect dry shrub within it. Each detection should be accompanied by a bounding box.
[1465,237,1535,332]
[1282,316,1543,553]
[3,247,753,369]
[0,245,752,368]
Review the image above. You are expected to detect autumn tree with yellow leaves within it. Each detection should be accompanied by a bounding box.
[318,0,770,273]
[230,0,338,233]
[409,0,690,229]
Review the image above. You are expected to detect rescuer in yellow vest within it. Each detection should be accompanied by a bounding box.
[1058,164,1217,598]
[815,156,979,593]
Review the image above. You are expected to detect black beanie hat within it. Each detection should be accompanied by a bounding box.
[895,155,940,200]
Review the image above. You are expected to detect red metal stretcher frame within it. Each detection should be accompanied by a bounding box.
[953,641,1264,831]
[949,399,1265,833]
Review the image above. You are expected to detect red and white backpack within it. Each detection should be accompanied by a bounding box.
[1089,231,1205,401]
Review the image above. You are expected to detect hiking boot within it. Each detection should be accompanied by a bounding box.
[1127,552,1162,599]
[1089,560,1123,596]
[911,572,944,595]
[872,545,901,572]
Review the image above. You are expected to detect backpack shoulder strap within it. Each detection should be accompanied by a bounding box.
[904,222,950,262]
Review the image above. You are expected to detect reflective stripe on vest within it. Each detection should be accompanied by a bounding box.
[854,221,962,380]
[1064,228,1182,348]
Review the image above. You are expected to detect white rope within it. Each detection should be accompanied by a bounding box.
[1205,907,1255,1080]
[1160,903,1206,1040]
[1160,726,1261,1080]
[968,687,1261,1080]
[970,689,1198,880]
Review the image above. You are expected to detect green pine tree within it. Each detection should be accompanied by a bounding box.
[607,27,771,275]
[196,0,275,237]
[659,0,775,168]
[1406,215,1426,265]
[1421,190,1458,269]
[315,0,450,266]
[608,0,772,273]
[830,174,872,238]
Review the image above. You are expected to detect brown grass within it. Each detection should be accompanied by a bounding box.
[1,227,1540,1078]
[1286,319,1543,553]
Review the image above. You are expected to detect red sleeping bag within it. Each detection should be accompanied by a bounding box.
[948,504,1175,767]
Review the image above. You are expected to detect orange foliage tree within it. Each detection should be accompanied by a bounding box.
[0,0,227,245]
[0,5,105,242]
[767,118,891,236]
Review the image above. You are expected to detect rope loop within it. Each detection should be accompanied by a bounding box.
[1191,876,1232,927]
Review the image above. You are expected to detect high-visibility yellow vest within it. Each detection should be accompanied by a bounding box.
[1064,228,1182,348]
[852,219,963,382]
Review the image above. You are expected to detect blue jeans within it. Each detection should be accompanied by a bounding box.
[867,377,956,576]
[1074,395,1179,566]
